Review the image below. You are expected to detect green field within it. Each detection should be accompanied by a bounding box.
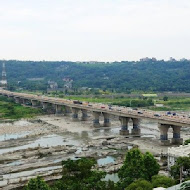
[62,95,190,111]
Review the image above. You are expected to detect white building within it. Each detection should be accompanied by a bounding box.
[168,145,190,169]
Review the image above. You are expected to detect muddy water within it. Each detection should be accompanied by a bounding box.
[0,118,160,155]
[104,173,119,183]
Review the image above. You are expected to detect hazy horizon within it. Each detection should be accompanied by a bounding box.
[0,0,190,62]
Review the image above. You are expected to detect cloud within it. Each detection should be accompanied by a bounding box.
[0,0,190,61]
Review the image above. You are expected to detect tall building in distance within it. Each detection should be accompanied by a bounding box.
[0,63,7,89]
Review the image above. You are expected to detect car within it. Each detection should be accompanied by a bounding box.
[137,111,143,114]
[101,106,105,108]
[73,100,82,104]
[117,109,121,111]
[172,113,177,116]
[154,113,160,117]
[88,104,92,107]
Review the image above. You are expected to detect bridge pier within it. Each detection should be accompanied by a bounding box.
[42,102,48,111]
[72,108,79,121]
[14,97,20,104]
[103,113,111,127]
[93,112,101,127]
[55,105,62,115]
[158,123,170,145]
[131,118,141,136]
[119,116,130,135]
[31,100,38,107]
[20,98,25,104]
[171,125,183,145]
[64,106,72,116]
[81,109,88,121]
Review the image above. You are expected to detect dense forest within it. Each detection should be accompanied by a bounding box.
[0,59,190,93]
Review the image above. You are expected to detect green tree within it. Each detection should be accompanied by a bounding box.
[152,175,175,188]
[125,179,153,190]
[118,149,159,188]
[144,152,160,181]
[170,156,190,182]
[24,176,50,190]
[53,158,115,190]
[163,96,169,101]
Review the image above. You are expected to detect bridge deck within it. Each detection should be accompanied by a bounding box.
[0,90,190,127]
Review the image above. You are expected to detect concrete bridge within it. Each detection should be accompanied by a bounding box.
[1,89,190,146]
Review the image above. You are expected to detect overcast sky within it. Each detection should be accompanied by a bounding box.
[0,0,190,62]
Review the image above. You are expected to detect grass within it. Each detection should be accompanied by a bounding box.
[62,95,190,111]
[0,96,42,119]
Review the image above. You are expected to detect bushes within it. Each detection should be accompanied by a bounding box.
[118,149,160,188]
[152,175,175,188]
[125,179,153,190]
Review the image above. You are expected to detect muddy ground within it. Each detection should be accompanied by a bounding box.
[0,112,190,189]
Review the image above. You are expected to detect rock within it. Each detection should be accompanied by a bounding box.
[102,140,109,146]
[0,180,8,187]
[82,147,89,151]
[67,149,77,154]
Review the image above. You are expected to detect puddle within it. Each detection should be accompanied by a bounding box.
[6,160,23,166]
[97,156,115,166]
[0,132,30,142]
[103,173,119,183]
[0,134,82,154]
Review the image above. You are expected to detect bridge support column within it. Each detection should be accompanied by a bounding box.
[64,106,72,116]
[102,113,111,127]
[20,98,25,104]
[158,123,170,145]
[72,108,79,121]
[14,97,20,104]
[93,112,101,127]
[119,117,130,135]
[81,109,88,121]
[31,100,38,107]
[171,125,183,145]
[55,105,62,115]
[131,118,141,136]
[42,102,48,111]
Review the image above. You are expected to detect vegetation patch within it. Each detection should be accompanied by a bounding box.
[0,96,42,119]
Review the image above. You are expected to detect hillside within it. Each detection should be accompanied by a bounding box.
[0,60,190,93]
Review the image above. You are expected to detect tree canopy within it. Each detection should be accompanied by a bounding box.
[24,176,51,190]
[151,175,175,188]
[1,60,190,92]
[170,156,190,182]
[125,179,153,190]
[52,158,116,190]
[118,149,160,188]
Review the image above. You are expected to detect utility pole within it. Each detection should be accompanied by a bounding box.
[0,62,7,89]
[180,165,183,184]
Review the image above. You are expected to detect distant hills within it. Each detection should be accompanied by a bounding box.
[0,60,190,93]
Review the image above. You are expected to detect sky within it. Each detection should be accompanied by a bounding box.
[0,0,190,62]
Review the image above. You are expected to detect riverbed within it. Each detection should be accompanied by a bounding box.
[0,113,190,189]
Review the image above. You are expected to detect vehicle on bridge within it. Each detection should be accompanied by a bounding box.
[73,100,83,104]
